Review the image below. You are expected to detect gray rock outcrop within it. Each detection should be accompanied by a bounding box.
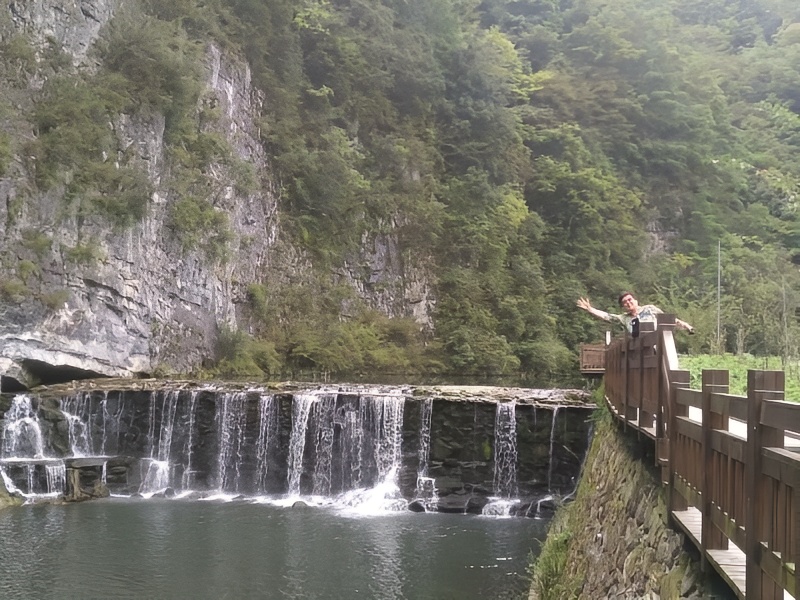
[0,1,435,389]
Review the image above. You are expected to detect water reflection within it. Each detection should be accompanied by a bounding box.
[0,499,546,599]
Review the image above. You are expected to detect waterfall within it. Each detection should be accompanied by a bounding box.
[0,395,67,497]
[61,392,94,457]
[547,406,560,492]
[339,403,364,490]
[99,390,130,457]
[415,398,438,509]
[45,463,66,495]
[311,395,336,496]
[1,468,19,495]
[0,384,592,514]
[181,391,199,490]
[2,395,46,459]
[140,390,182,494]
[255,393,277,494]
[99,392,109,455]
[286,390,406,502]
[215,392,248,493]
[287,393,317,496]
[417,398,433,478]
[156,390,180,463]
[337,391,407,512]
[370,393,405,483]
[492,401,518,498]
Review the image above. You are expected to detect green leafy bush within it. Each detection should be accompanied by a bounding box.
[70,162,153,227]
[0,280,30,303]
[16,260,40,283]
[21,230,52,258]
[31,75,128,185]
[169,195,232,262]
[95,15,203,141]
[40,289,71,310]
[213,327,281,379]
[0,133,11,176]
[529,531,580,600]
[679,354,800,400]
[65,242,104,265]
[0,34,36,83]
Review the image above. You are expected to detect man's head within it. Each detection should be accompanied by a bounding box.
[618,292,639,316]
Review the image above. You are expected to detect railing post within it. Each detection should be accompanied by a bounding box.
[796,484,800,600]
[608,339,620,413]
[637,333,645,430]
[655,316,676,462]
[631,323,655,429]
[745,369,785,599]
[668,369,690,517]
[701,369,729,566]
[623,337,632,428]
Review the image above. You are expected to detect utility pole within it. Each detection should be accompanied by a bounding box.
[717,240,721,354]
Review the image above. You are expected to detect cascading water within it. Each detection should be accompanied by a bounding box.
[140,390,181,495]
[338,390,407,512]
[287,393,318,496]
[0,395,65,497]
[547,406,559,492]
[492,402,518,498]
[370,393,405,482]
[215,391,249,494]
[483,401,519,516]
[338,401,364,490]
[311,395,337,496]
[46,463,66,494]
[2,395,46,459]
[0,384,592,513]
[181,391,200,490]
[61,392,94,456]
[284,390,407,510]
[255,393,278,494]
[415,398,438,510]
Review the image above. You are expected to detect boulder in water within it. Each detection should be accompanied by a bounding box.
[465,495,489,514]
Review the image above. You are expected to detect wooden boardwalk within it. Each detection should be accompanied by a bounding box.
[602,317,799,599]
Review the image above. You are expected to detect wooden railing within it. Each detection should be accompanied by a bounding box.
[603,315,799,600]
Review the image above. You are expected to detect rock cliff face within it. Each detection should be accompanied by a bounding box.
[8,0,115,65]
[0,1,435,389]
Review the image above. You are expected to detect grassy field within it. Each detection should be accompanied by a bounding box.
[678,354,800,401]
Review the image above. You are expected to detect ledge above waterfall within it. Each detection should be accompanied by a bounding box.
[23,378,594,408]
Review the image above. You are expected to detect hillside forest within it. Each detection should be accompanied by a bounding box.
[1,0,799,386]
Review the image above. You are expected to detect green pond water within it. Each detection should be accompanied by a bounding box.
[0,498,548,599]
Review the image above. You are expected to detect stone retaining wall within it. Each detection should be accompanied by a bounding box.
[529,409,734,600]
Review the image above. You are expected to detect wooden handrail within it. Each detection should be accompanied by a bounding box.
[603,317,798,600]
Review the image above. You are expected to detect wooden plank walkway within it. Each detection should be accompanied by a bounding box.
[672,508,746,599]
[601,317,800,600]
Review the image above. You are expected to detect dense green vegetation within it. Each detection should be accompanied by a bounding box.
[212,0,800,383]
[2,0,800,384]
[680,354,800,399]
